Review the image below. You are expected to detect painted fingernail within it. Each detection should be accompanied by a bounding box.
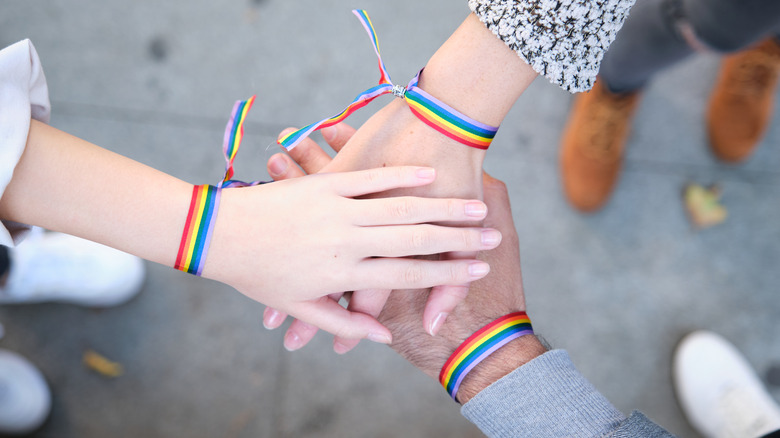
[468,261,490,278]
[481,229,502,246]
[321,125,337,142]
[263,309,283,329]
[367,332,392,345]
[284,332,302,351]
[429,312,449,336]
[268,156,288,177]
[465,201,487,218]
[416,167,436,180]
[334,341,351,355]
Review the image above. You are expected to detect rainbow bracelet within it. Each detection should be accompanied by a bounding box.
[174,95,265,276]
[439,311,534,401]
[174,184,221,276]
[277,9,499,151]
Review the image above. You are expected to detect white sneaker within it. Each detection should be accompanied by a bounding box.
[674,330,780,438]
[0,349,51,434]
[0,229,145,307]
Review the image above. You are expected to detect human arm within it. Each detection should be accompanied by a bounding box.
[0,40,510,343]
[271,14,535,349]
[461,351,676,437]
[1,119,508,340]
[380,174,674,436]
[264,138,674,434]
[292,0,637,341]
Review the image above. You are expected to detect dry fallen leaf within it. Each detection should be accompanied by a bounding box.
[83,349,124,378]
[684,183,728,229]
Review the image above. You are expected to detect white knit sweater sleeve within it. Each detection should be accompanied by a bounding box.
[468,0,636,92]
[0,40,51,246]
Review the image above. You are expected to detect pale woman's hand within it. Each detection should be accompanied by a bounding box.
[262,123,491,351]
[204,163,501,345]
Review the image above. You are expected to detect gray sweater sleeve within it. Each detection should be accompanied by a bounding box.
[460,350,676,437]
[468,0,636,92]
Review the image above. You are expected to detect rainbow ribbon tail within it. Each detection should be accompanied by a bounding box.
[221,96,256,186]
[278,9,393,151]
[277,10,500,152]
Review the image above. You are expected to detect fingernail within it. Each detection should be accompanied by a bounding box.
[367,332,392,345]
[334,341,351,355]
[321,125,337,142]
[416,167,436,180]
[465,201,487,218]
[468,261,490,278]
[481,229,502,246]
[268,157,288,177]
[263,309,283,329]
[284,332,302,351]
[429,312,448,336]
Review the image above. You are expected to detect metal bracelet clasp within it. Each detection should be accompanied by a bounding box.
[391,84,407,98]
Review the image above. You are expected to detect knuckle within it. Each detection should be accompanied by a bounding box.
[364,168,385,185]
[298,322,318,336]
[485,178,509,196]
[409,228,432,251]
[449,263,467,282]
[448,286,470,301]
[390,198,416,220]
[402,264,425,285]
[293,143,315,163]
[446,199,458,218]
[460,229,477,248]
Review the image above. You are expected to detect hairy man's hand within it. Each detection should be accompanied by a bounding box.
[378,173,546,403]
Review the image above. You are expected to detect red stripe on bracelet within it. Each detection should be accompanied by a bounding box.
[439,311,533,401]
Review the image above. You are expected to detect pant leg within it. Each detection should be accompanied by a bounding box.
[600,0,780,93]
[0,246,9,277]
[760,430,780,438]
[688,0,780,52]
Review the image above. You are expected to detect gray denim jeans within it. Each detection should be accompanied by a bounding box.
[600,0,780,93]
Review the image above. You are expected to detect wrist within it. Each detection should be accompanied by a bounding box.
[329,99,486,200]
[199,186,247,287]
[419,14,536,127]
[456,334,547,403]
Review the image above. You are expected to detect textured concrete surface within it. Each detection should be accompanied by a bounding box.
[1,1,779,437]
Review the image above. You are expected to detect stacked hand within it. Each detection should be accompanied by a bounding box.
[265,123,546,402]
[264,98,492,352]
[205,160,499,345]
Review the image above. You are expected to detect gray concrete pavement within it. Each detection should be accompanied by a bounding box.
[1,1,779,437]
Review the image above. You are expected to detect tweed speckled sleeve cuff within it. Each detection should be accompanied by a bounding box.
[468,0,636,92]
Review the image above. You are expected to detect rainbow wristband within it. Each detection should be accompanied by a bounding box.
[439,311,534,401]
[277,10,499,151]
[404,70,497,150]
[174,184,221,276]
[174,95,266,276]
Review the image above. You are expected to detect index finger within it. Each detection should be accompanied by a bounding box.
[278,127,333,174]
[321,123,357,153]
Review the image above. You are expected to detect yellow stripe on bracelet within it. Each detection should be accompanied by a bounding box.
[174,96,267,277]
[439,312,533,401]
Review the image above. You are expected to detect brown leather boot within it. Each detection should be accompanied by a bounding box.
[708,38,780,163]
[560,79,641,212]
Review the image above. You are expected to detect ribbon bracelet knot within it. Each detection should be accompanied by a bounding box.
[277,9,499,152]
